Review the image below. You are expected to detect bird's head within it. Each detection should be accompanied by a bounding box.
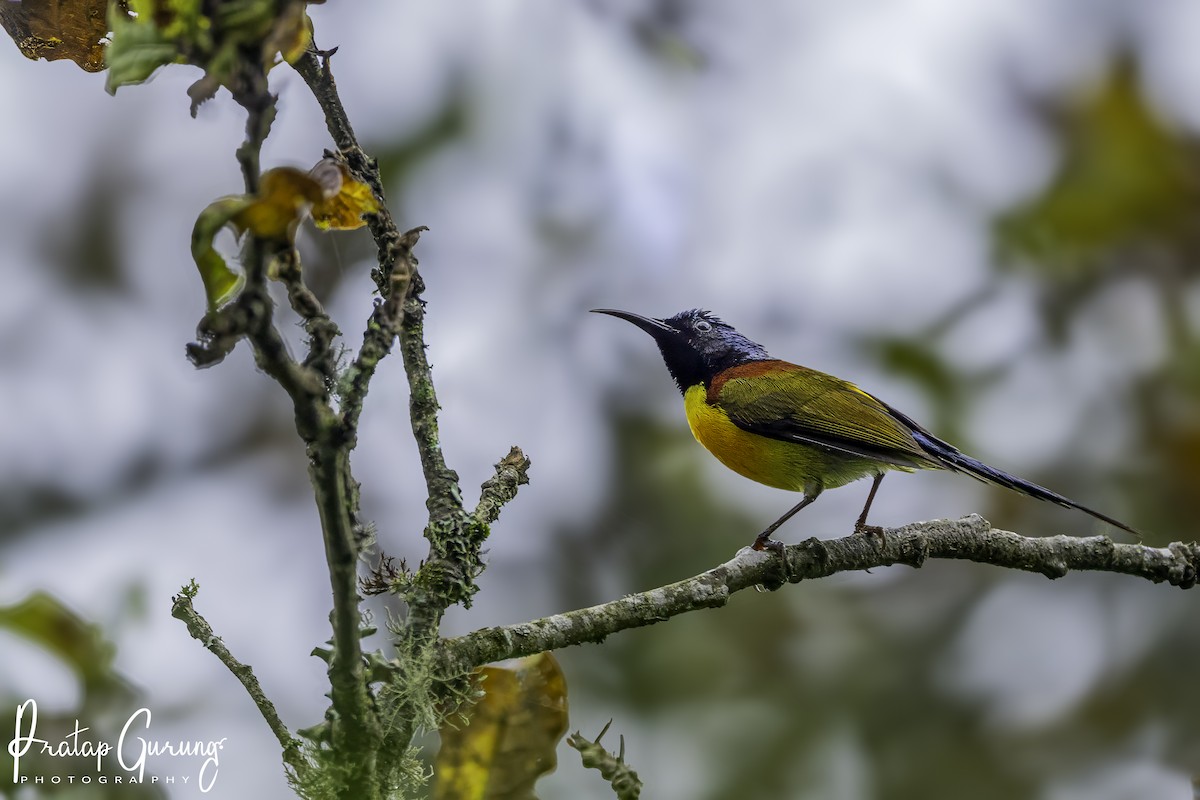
[591,308,770,393]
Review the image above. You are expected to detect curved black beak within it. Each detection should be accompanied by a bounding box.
[590,308,674,340]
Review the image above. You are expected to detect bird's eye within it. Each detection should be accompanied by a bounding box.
[695,320,713,333]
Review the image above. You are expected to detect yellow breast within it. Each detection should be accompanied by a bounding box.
[683,384,880,494]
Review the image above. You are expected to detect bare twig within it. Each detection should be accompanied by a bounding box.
[292,52,404,295]
[231,66,276,194]
[171,584,306,776]
[272,247,341,387]
[337,226,425,436]
[437,515,1200,674]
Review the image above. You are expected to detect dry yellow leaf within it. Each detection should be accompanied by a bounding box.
[435,652,569,800]
[231,167,325,242]
[190,160,378,309]
[311,161,379,231]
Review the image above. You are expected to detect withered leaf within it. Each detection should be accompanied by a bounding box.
[435,652,570,800]
[310,160,380,231]
[190,161,376,309]
[0,0,114,72]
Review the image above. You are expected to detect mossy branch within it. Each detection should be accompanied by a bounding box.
[291,42,538,785]
[569,721,643,800]
[436,515,1200,674]
[472,447,532,526]
[292,42,510,642]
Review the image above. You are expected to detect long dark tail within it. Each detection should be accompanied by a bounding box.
[909,429,1141,539]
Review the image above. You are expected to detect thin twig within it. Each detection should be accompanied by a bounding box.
[436,515,1200,674]
[241,237,331,442]
[337,226,425,436]
[292,51,403,295]
[272,247,342,387]
[171,585,306,775]
[232,65,276,194]
[292,49,357,152]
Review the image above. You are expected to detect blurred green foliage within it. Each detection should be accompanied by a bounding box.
[996,56,1200,280]
[996,56,1200,342]
[0,592,162,799]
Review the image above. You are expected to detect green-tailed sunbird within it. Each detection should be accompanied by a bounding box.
[592,308,1140,552]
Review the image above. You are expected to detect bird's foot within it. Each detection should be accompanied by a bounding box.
[854,522,885,541]
[751,532,785,556]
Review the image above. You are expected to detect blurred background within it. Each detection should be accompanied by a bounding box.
[2,1,1199,798]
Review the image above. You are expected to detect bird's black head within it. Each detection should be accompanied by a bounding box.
[591,308,771,393]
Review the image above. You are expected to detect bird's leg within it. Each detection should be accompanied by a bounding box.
[853,473,885,538]
[753,493,820,554]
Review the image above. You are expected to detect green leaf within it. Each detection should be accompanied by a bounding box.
[0,592,118,696]
[104,0,310,104]
[996,56,1200,274]
[105,0,181,93]
[191,195,251,309]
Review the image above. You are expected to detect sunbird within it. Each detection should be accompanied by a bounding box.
[593,308,1140,551]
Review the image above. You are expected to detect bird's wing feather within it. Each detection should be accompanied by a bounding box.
[713,361,938,469]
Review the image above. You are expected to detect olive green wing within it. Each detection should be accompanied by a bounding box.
[714,362,939,470]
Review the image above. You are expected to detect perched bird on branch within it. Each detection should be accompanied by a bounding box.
[593,308,1140,552]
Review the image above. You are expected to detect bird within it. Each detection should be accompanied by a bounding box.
[592,307,1140,552]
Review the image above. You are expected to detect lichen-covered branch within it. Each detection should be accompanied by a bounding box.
[472,447,532,526]
[292,42,497,641]
[437,515,1200,674]
[171,584,306,776]
[292,41,534,785]
[395,273,464,525]
[396,274,476,637]
[294,43,456,513]
[569,721,643,800]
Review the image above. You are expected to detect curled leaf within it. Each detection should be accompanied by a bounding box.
[190,161,377,309]
[191,195,251,310]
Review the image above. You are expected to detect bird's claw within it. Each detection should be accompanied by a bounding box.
[854,522,885,542]
[752,533,785,556]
